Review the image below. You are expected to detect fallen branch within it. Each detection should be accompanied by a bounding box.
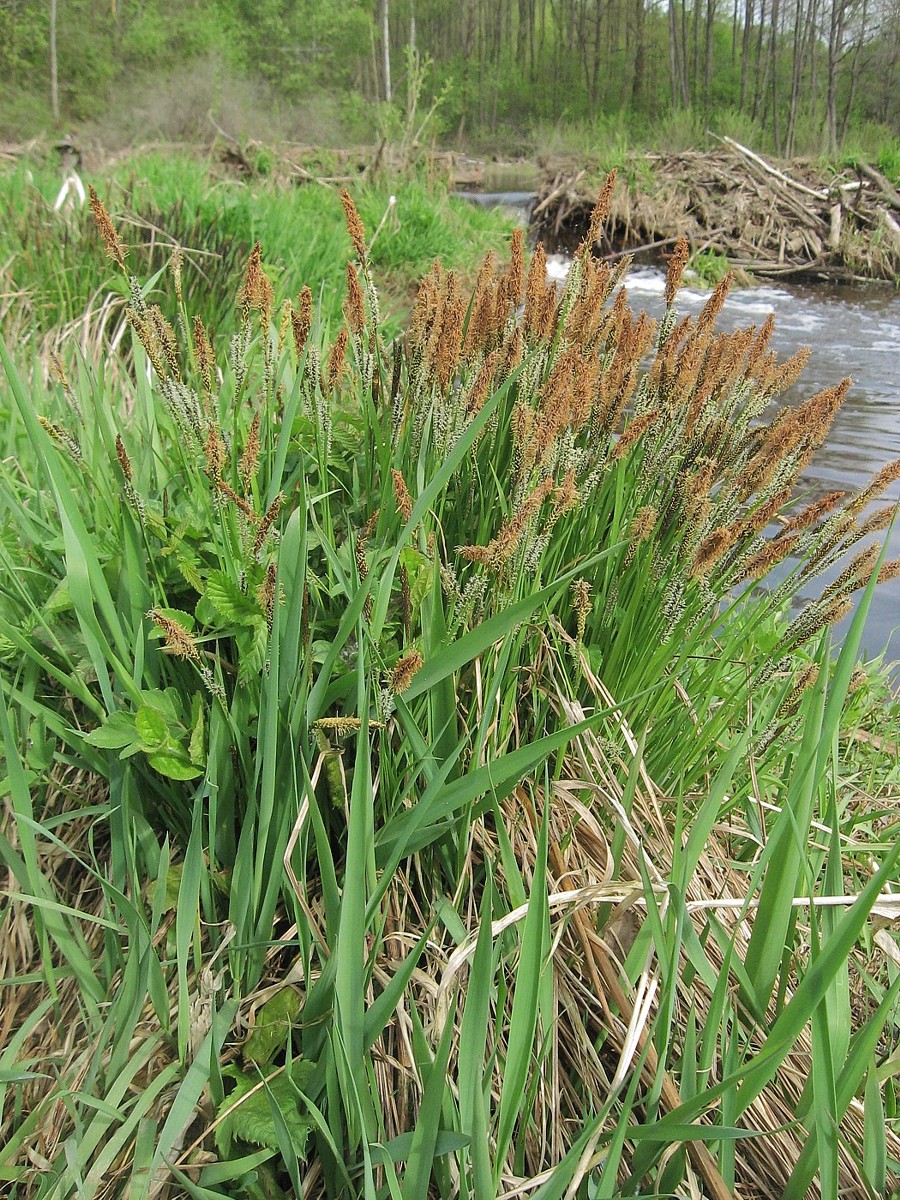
[856,161,900,212]
[712,133,829,201]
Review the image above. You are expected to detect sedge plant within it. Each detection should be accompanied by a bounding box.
[0,174,898,1198]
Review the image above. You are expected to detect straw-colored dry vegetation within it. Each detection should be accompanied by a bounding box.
[1,171,899,1200]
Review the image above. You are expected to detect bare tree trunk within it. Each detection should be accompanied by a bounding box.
[752,0,767,119]
[825,0,845,152]
[740,0,754,110]
[785,0,807,156]
[681,0,691,101]
[382,0,392,102]
[49,0,59,124]
[769,0,780,151]
[704,0,717,113]
[669,0,682,104]
[839,0,868,141]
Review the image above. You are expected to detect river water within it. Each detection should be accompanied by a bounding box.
[459,191,900,667]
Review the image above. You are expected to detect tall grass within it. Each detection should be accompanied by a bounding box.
[0,176,898,1198]
[0,152,516,351]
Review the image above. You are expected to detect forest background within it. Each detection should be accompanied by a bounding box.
[2,0,900,163]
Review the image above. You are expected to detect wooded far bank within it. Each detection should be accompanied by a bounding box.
[2,0,899,161]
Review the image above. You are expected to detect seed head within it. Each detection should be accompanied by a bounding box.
[217,478,257,521]
[738,533,799,583]
[572,578,592,643]
[344,262,366,335]
[849,458,900,515]
[612,409,661,460]
[88,186,127,269]
[695,273,732,335]
[776,491,846,540]
[391,650,424,694]
[665,236,689,307]
[392,469,414,522]
[507,227,525,307]
[204,422,226,482]
[193,316,216,394]
[252,493,284,556]
[39,417,82,463]
[115,434,133,483]
[327,327,349,395]
[629,506,657,545]
[692,526,738,578]
[256,561,278,629]
[340,189,368,261]
[240,411,261,491]
[292,287,313,358]
[148,608,199,660]
[586,170,618,248]
[238,243,274,320]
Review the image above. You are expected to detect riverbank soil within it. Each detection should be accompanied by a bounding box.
[4,134,898,281]
[532,139,900,281]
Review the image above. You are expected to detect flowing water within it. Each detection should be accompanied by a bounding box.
[607,266,900,668]
[457,191,900,666]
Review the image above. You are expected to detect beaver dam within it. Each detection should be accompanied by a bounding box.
[532,138,900,282]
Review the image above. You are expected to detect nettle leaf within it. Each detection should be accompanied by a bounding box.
[84,711,140,750]
[243,987,303,1068]
[216,1063,316,1159]
[43,581,72,616]
[135,705,169,750]
[205,571,263,626]
[148,863,183,912]
[238,619,270,687]
[148,747,203,780]
[188,694,205,766]
[139,688,182,722]
[399,546,433,613]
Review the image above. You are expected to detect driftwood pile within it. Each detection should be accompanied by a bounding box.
[533,138,900,281]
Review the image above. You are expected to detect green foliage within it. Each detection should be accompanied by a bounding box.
[0,184,898,1199]
[0,153,516,346]
[687,246,731,287]
[216,1061,316,1157]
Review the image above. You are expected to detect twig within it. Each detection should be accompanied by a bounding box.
[712,133,829,201]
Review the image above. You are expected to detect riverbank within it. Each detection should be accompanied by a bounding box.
[531,140,900,281]
[5,135,900,283]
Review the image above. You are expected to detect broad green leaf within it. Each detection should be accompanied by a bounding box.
[135,706,169,750]
[188,695,205,766]
[205,570,263,625]
[215,1063,315,1158]
[83,711,139,750]
[147,748,203,781]
[243,988,303,1068]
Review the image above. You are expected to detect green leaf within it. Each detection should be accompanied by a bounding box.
[135,705,170,750]
[238,619,270,686]
[83,711,139,750]
[243,987,303,1068]
[399,547,433,613]
[216,1064,315,1159]
[188,695,205,766]
[147,748,203,780]
[147,864,183,913]
[374,1129,469,1163]
[205,571,263,626]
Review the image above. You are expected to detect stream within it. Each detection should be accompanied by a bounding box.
[459,191,900,667]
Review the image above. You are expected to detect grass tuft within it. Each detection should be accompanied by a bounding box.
[0,171,898,1199]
